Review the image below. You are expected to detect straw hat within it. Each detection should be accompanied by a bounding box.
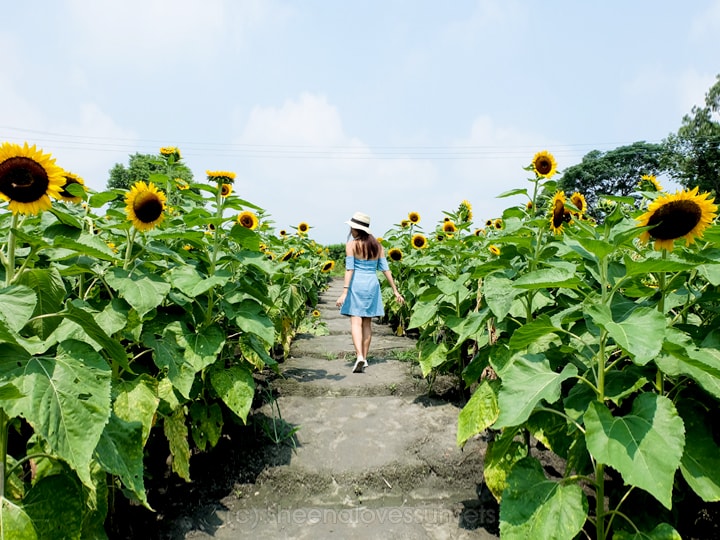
[345,211,372,234]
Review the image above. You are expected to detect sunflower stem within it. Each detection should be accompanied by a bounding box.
[123,229,137,270]
[4,213,20,287]
[0,407,8,499]
[656,250,668,395]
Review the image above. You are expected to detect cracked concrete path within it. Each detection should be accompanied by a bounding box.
[179,278,498,539]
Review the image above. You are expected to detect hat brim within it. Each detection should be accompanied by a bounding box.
[345,220,371,234]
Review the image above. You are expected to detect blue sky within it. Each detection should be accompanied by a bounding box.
[1,1,718,244]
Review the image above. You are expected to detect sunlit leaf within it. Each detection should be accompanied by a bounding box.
[105,267,170,318]
[500,457,587,540]
[457,379,500,447]
[0,285,36,333]
[584,394,684,509]
[163,407,191,482]
[494,354,577,429]
[0,340,112,489]
[209,364,255,424]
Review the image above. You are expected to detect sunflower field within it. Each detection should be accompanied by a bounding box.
[0,143,334,538]
[381,151,720,539]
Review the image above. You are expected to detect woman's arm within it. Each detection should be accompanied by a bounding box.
[336,241,355,307]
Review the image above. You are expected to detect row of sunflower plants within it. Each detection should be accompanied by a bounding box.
[0,142,333,538]
[381,151,720,539]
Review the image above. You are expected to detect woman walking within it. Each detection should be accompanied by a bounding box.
[335,212,404,373]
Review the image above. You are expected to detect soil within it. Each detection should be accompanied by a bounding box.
[105,279,720,539]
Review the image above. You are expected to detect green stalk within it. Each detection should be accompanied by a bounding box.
[4,213,20,286]
[656,250,668,395]
[123,228,137,270]
[205,186,224,325]
[0,408,8,499]
[595,253,610,540]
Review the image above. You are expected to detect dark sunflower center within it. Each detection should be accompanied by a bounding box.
[535,158,552,175]
[0,157,50,202]
[134,193,163,223]
[414,237,424,247]
[390,251,401,261]
[647,200,702,240]
[241,216,253,228]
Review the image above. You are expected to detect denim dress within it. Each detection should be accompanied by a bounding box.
[340,256,389,317]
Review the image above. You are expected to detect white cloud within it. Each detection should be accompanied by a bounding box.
[232,93,439,244]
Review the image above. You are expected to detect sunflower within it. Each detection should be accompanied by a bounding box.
[280,249,295,261]
[485,219,493,227]
[411,233,428,249]
[443,220,457,233]
[493,219,503,230]
[0,142,65,214]
[401,219,410,228]
[312,309,321,318]
[220,183,232,197]
[160,146,181,161]
[388,247,403,261]
[176,178,190,190]
[636,187,718,251]
[489,245,501,256]
[237,210,259,230]
[474,228,485,236]
[458,199,473,222]
[408,211,420,224]
[279,229,287,237]
[321,260,335,273]
[125,181,167,231]
[526,201,534,210]
[549,191,572,234]
[638,174,662,192]
[569,192,587,216]
[206,170,236,184]
[531,150,558,178]
[182,244,193,251]
[297,222,310,235]
[58,172,86,203]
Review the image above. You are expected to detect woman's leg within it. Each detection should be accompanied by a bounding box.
[350,316,365,371]
[361,317,372,361]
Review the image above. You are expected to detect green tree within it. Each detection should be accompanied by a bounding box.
[108,151,193,189]
[557,141,670,212]
[664,74,720,194]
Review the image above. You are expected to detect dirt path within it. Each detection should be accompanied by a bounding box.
[161,278,499,539]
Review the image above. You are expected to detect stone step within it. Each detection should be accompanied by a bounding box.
[272,356,423,398]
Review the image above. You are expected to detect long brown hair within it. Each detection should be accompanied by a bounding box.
[351,229,381,259]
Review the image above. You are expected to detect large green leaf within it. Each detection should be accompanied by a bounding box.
[234,300,275,346]
[512,266,581,290]
[613,523,681,539]
[15,268,65,338]
[407,299,438,330]
[446,310,489,352]
[0,497,36,540]
[105,267,170,318]
[499,457,587,540]
[508,315,560,350]
[657,329,720,399]
[181,323,225,371]
[483,429,527,501]
[0,340,112,489]
[417,340,449,377]
[0,285,36,333]
[209,365,255,424]
[164,407,191,482]
[678,401,720,502]
[484,274,521,320]
[624,254,697,276]
[457,379,499,447]
[584,394,685,509]
[585,304,666,365]
[167,266,232,297]
[113,375,159,445]
[59,300,131,372]
[95,412,150,508]
[143,323,196,399]
[54,232,117,262]
[238,333,278,372]
[494,354,578,429]
[24,474,85,539]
